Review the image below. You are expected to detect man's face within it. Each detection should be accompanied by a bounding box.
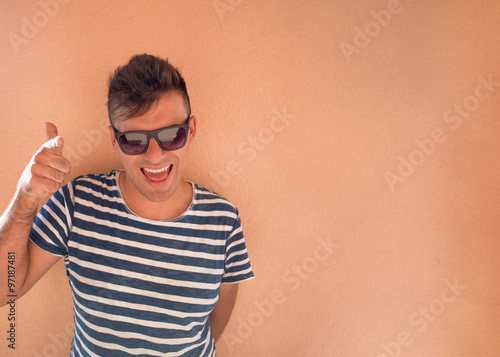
[109,91,195,203]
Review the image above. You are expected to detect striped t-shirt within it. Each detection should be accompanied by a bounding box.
[29,171,254,357]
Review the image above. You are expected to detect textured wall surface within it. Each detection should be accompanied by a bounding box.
[1,1,499,356]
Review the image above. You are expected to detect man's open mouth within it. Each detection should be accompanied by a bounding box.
[141,164,173,182]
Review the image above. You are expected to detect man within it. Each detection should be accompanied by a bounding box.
[0,54,254,356]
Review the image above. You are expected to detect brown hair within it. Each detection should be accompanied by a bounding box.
[107,54,191,124]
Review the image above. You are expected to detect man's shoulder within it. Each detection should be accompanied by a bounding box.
[67,171,119,196]
[72,170,119,185]
[191,183,239,216]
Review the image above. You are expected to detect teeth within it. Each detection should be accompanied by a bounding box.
[143,165,171,174]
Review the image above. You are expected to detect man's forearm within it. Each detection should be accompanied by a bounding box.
[0,191,40,306]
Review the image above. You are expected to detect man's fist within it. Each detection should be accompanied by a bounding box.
[18,122,72,198]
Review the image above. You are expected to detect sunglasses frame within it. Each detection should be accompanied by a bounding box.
[112,117,190,155]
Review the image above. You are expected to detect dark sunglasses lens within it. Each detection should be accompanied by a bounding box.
[118,133,148,154]
[158,127,187,150]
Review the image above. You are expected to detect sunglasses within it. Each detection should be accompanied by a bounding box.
[112,118,190,155]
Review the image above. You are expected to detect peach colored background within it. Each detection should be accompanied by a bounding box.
[1,1,500,356]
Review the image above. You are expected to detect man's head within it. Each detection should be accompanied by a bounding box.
[107,54,191,125]
[107,54,196,206]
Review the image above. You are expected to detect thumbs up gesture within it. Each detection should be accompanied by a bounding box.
[19,122,72,199]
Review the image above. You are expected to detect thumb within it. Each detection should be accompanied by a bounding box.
[43,122,64,155]
[44,122,58,141]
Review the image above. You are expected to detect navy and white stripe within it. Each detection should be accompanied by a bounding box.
[30,171,254,357]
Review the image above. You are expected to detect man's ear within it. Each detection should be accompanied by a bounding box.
[108,126,119,153]
[189,116,196,143]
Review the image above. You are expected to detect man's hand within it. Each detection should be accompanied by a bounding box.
[18,122,71,198]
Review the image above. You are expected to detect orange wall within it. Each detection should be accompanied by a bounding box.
[1,1,500,356]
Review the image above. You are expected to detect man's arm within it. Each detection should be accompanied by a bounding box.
[209,283,239,343]
[0,123,71,306]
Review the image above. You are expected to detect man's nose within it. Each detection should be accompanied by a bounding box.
[143,138,165,161]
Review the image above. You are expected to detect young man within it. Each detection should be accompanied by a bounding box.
[0,54,254,356]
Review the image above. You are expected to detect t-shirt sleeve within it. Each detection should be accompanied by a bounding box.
[29,182,74,257]
[221,212,255,284]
